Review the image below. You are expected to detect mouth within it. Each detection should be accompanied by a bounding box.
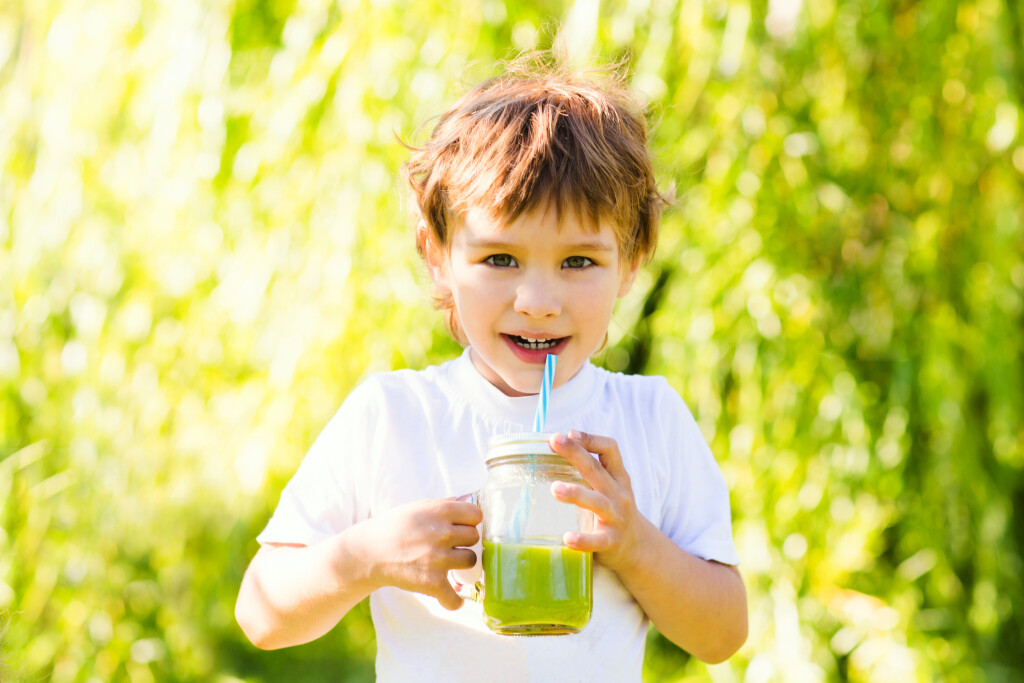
[504,334,567,351]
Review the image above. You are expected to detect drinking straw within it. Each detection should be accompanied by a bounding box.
[533,353,557,431]
[511,354,557,539]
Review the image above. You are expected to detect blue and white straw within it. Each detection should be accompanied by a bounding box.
[511,354,557,539]
[532,353,557,432]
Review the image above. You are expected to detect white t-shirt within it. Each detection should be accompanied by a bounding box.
[259,348,738,682]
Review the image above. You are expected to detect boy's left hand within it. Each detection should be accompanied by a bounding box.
[548,430,647,575]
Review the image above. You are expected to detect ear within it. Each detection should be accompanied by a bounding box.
[418,222,451,294]
[617,259,642,298]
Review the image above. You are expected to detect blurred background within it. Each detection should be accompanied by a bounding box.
[2,0,1023,681]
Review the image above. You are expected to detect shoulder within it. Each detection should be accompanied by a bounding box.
[342,362,454,417]
[592,366,685,410]
[589,367,700,446]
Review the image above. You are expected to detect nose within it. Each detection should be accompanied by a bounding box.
[513,274,561,318]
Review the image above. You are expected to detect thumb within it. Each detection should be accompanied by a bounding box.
[435,581,465,611]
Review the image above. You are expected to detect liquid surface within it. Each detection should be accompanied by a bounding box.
[482,539,592,635]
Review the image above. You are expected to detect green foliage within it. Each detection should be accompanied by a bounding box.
[2,0,1023,681]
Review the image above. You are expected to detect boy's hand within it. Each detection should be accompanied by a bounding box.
[363,498,482,611]
[548,430,646,574]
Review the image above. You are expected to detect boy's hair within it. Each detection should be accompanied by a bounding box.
[402,52,671,343]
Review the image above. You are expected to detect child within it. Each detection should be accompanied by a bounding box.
[235,55,747,681]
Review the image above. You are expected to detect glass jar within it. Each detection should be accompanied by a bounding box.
[479,432,593,636]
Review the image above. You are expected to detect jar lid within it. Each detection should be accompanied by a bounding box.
[486,432,558,461]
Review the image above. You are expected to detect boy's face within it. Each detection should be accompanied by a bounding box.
[425,203,639,396]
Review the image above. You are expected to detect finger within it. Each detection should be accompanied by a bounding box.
[562,530,612,554]
[434,580,465,611]
[568,430,630,484]
[442,500,484,525]
[550,433,614,491]
[431,525,477,552]
[447,546,478,570]
[551,480,614,520]
[449,525,480,550]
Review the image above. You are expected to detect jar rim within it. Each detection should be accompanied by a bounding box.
[486,431,558,461]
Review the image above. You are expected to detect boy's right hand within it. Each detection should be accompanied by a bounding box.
[362,498,482,610]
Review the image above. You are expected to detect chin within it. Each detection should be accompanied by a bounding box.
[503,376,542,397]
[470,348,552,396]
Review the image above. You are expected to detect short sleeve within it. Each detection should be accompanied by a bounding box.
[657,386,739,566]
[256,379,380,547]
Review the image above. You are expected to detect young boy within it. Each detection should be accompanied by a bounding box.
[235,56,747,681]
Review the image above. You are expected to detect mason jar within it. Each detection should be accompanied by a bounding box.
[479,432,594,635]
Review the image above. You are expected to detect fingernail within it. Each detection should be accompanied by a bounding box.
[553,433,567,446]
[552,481,568,496]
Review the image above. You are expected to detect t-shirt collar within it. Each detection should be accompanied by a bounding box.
[447,347,598,426]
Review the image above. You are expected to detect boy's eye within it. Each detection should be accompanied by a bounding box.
[563,255,594,269]
[485,254,516,267]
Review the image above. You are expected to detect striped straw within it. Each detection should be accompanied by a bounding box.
[510,354,558,539]
[532,354,557,431]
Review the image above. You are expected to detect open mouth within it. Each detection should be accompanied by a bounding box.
[505,334,566,351]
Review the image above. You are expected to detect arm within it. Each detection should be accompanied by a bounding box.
[235,498,481,650]
[608,514,748,663]
[550,431,748,664]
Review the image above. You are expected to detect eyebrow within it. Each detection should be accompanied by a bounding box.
[465,238,615,252]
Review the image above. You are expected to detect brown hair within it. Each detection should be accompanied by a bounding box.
[402,52,671,342]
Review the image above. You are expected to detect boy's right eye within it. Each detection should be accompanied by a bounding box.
[484,254,517,268]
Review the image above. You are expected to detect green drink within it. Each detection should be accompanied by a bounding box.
[482,539,593,635]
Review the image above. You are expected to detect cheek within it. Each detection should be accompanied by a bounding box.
[451,281,506,325]
[575,279,620,314]
[455,272,511,305]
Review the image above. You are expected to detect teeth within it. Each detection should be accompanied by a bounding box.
[512,335,560,350]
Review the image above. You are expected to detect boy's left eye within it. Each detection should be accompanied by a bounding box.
[563,256,595,269]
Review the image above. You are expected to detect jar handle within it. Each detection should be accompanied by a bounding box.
[448,491,484,602]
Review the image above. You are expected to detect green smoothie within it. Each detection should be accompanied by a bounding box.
[482,539,592,635]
